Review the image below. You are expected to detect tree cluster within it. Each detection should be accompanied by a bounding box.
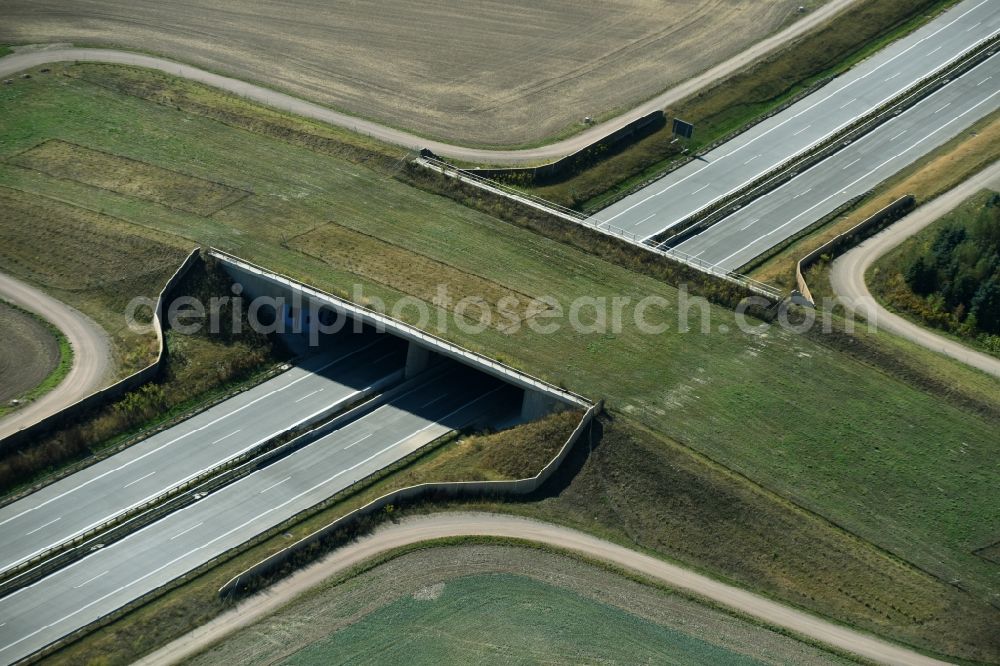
[904,193,1000,334]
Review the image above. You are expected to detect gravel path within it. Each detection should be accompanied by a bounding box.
[830,161,1000,379]
[138,512,948,666]
[0,1,860,164]
[0,273,112,439]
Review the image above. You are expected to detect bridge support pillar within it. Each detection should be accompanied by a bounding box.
[405,342,431,379]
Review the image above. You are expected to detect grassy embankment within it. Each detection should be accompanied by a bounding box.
[2,65,999,662]
[0,205,281,494]
[189,545,853,666]
[526,0,961,211]
[0,299,72,417]
[868,189,1000,357]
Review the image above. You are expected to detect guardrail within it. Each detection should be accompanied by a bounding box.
[0,370,405,598]
[416,157,783,301]
[25,387,599,665]
[218,399,602,597]
[650,33,1000,248]
[419,155,587,223]
[795,195,916,305]
[208,248,592,408]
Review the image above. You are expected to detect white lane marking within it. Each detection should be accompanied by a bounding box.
[73,571,108,589]
[211,429,241,445]
[421,395,446,408]
[743,155,760,165]
[979,76,993,86]
[690,250,705,259]
[842,158,861,170]
[792,188,812,199]
[25,517,60,536]
[258,477,291,494]
[691,183,710,195]
[294,388,323,403]
[607,0,992,233]
[792,125,811,136]
[838,97,857,109]
[7,386,507,655]
[966,21,982,32]
[714,87,1000,269]
[123,471,156,489]
[169,522,204,540]
[889,129,907,141]
[634,213,656,227]
[935,102,952,114]
[0,338,388,573]
[928,45,943,55]
[345,433,372,450]
[885,72,901,82]
[740,218,760,231]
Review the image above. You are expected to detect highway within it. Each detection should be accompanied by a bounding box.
[673,54,1000,271]
[0,366,516,665]
[594,0,1000,241]
[0,331,406,578]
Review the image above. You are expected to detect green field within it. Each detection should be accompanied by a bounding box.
[3,64,999,662]
[190,545,850,666]
[284,575,787,666]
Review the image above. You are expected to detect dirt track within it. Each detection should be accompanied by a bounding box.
[0,0,858,160]
[138,513,948,666]
[0,273,111,439]
[830,161,1000,380]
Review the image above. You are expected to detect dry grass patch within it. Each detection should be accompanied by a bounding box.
[287,222,552,331]
[0,186,189,374]
[0,0,804,146]
[10,140,249,215]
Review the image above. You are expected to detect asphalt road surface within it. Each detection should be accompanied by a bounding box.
[0,367,515,665]
[595,0,999,240]
[673,53,1000,271]
[140,513,950,666]
[830,160,1000,378]
[0,1,862,164]
[0,274,111,440]
[0,332,406,578]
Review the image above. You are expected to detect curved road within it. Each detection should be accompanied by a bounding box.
[0,1,860,165]
[830,160,1000,380]
[139,512,947,666]
[0,274,112,440]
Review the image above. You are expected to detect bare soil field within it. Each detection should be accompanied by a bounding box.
[186,545,849,666]
[0,300,60,405]
[0,0,808,147]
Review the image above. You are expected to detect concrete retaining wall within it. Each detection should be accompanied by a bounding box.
[796,195,916,304]
[218,399,602,597]
[0,248,202,454]
[431,111,664,185]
